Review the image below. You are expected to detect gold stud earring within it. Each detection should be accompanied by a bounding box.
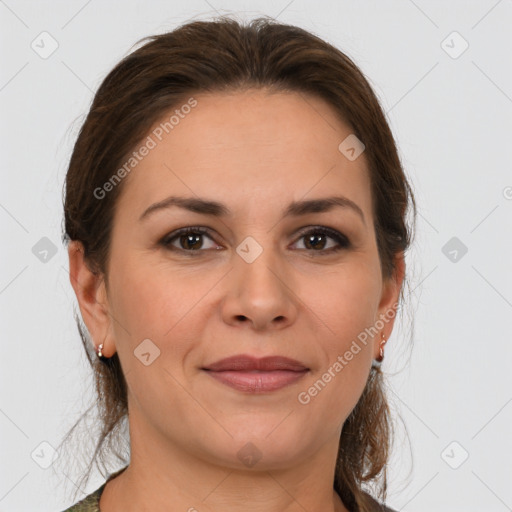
[376,333,386,362]
[371,333,386,369]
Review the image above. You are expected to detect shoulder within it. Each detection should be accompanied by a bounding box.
[59,484,104,512]
[60,466,127,511]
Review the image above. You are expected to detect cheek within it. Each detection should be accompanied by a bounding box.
[109,256,186,329]
[310,263,380,341]
[298,267,378,416]
[108,257,214,370]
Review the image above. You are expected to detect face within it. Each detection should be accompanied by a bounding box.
[70,89,403,471]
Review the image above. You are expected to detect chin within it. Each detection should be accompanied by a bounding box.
[217,428,306,467]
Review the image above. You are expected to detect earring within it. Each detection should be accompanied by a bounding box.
[371,333,386,369]
[376,333,386,362]
[96,343,104,359]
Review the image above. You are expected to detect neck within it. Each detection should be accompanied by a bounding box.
[99,417,350,512]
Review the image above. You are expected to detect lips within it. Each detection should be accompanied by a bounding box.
[202,355,309,393]
[202,355,308,372]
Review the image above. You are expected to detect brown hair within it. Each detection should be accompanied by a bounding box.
[59,15,416,511]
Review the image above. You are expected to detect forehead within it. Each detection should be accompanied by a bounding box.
[114,89,373,222]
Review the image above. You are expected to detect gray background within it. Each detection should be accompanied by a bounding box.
[1,1,511,510]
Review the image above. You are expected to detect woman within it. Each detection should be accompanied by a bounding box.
[59,15,416,512]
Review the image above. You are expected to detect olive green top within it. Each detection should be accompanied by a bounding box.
[61,485,104,512]
[61,467,396,511]
[61,467,127,511]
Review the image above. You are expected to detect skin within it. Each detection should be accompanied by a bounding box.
[68,89,404,512]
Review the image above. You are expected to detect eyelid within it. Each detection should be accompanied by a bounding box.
[160,226,219,249]
[292,225,351,252]
[160,225,351,253]
[294,225,349,242]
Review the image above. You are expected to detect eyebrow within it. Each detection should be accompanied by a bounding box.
[139,195,366,225]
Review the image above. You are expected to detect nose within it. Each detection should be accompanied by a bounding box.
[220,245,298,332]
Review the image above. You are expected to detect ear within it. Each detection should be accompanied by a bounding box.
[374,251,406,360]
[67,240,116,358]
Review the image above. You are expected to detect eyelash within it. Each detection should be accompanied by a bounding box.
[159,225,351,256]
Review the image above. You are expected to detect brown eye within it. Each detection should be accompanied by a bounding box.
[177,233,204,250]
[161,227,218,252]
[160,225,350,256]
[292,227,350,254]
